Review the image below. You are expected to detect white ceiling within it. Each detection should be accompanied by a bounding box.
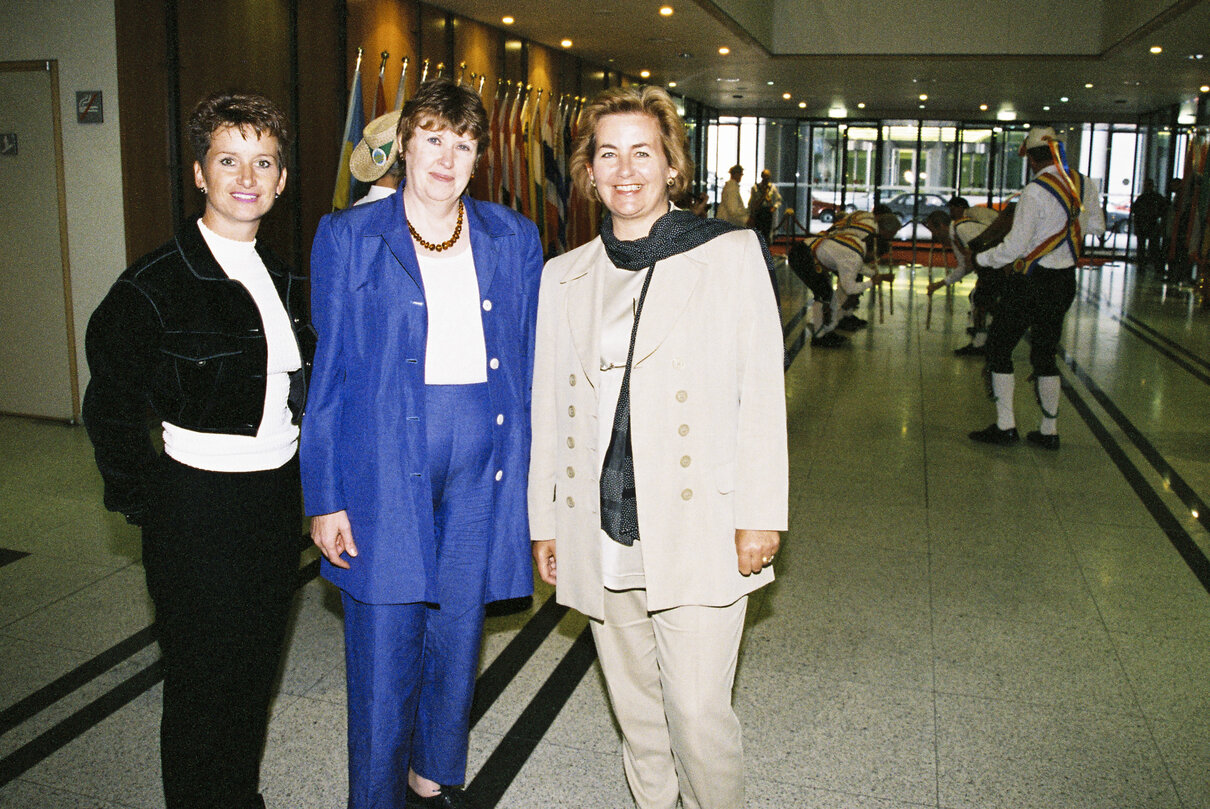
[436,0,1210,122]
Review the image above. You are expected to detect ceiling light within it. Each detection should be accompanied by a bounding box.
[1060,96,1069,102]
[718,46,730,55]
[1084,83,1094,88]
[1150,45,1163,54]
[640,70,651,78]
[857,102,865,109]
[502,15,514,24]
[1043,105,1051,111]
[828,106,847,118]
[561,39,573,48]
[798,101,807,108]
[659,5,674,15]
[996,109,1017,121]
[1202,85,1210,93]
[782,92,791,99]
[767,81,774,86]
[668,81,677,88]
[979,104,988,111]
[919,104,926,109]
[919,94,928,101]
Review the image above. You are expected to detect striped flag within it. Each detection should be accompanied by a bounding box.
[370,52,388,119]
[542,97,563,254]
[331,52,365,211]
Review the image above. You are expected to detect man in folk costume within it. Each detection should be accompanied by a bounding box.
[967,126,1104,450]
[786,210,894,348]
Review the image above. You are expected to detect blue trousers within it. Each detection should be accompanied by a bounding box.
[343,383,494,809]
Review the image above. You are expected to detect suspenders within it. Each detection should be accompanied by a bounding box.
[1013,171,1084,274]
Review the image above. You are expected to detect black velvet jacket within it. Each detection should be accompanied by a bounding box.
[82,218,315,524]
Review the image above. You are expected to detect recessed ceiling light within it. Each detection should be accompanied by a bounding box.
[1060,96,1069,102]
[857,102,865,109]
[1202,85,1210,93]
[782,92,791,99]
[502,15,514,24]
[561,39,573,48]
[718,46,730,55]
[1043,105,1051,111]
[919,94,928,101]
[660,5,674,15]
[798,101,807,108]
[1150,45,1163,54]
[767,81,774,86]
[1084,83,1094,88]
[640,70,651,78]
[828,106,847,118]
[668,81,677,88]
[979,104,988,111]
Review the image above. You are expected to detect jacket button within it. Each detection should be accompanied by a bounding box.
[567,436,575,448]
[495,470,503,481]
[569,374,576,386]
[675,390,688,402]
[490,357,500,369]
[482,299,492,311]
[566,466,575,478]
[681,488,693,501]
[568,405,576,417]
[496,414,505,425]
[680,455,691,467]
[678,424,689,436]
[197,360,207,366]
[566,496,575,508]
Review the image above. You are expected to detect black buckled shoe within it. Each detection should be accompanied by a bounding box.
[838,314,868,331]
[405,785,473,809]
[953,343,986,356]
[969,423,1020,445]
[1026,430,1060,450]
[810,331,848,348]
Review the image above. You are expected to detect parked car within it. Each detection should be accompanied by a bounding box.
[883,192,949,224]
[811,198,857,223]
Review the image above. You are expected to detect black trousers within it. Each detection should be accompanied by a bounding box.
[142,454,301,809]
[984,266,1076,377]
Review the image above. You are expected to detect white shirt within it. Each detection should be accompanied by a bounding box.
[977,166,1106,270]
[162,221,301,472]
[354,184,396,206]
[417,245,488,385]
[716,179,748,226]
[942,207,999,284]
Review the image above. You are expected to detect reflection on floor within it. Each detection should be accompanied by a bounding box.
[2,258,1208,809]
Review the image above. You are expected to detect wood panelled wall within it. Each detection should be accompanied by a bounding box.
[116,0,626,272]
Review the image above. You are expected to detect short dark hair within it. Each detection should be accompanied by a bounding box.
[925,209,951,230]
[396,78,489,160]
[569,85,692,202]
[187,92,290,166]
[1025,145,1054,165]
[947,196,969,210]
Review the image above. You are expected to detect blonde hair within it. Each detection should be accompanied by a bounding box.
[568,86,692,202]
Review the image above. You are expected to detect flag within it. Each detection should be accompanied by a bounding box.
[542,97,563,254]
[529,94,546,238]
[392,56,409,111]
[486,86,502,204]
[332,52,365,211]
[500,90,515,209]
[515,91,530,217]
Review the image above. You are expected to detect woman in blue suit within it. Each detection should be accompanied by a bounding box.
[302,78,543,809]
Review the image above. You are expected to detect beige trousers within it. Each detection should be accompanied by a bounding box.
[590,588,748,809]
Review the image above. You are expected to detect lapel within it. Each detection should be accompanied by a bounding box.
[464,196,502,299]
[371,188,424,292]
[562,239,605,393]
[632,246,703,367]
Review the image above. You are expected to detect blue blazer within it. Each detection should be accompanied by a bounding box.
[301,190,543,605]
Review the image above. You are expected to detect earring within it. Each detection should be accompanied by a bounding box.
[201,187,207,194]
[274,192,280,199]
[666,177,675,187]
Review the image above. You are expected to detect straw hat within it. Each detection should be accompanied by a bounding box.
[1018,126,1063,157]
[349,110,403,182]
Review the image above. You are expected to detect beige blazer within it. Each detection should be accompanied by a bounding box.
[528,228,788,620]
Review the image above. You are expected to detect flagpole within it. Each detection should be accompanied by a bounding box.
[393,56,409,110]
[419,58,430,85]
[371,51,389,119]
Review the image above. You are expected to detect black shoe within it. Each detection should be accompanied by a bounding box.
[810,331,848,348]
[966,325,978,336]
[953,343,986,356]
[1026,430,1060,450]
[406,785,473,809]
[969,423,1019,445]
[838,314,868,331]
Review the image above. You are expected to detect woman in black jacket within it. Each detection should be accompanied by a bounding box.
[82,92,312,809]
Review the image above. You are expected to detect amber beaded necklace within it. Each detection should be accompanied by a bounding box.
[408,199,464,252]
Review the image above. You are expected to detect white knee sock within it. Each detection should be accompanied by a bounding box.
[1036,375,1060,435]
[811,301,835,336]
[972,329,988,348]
[992,372,1016,429]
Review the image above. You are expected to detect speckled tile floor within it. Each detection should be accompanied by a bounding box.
[1,257,1208,808]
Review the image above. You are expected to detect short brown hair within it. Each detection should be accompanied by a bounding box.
[188,92,290,166]
[396,78,489,160]
[569,86,692,202]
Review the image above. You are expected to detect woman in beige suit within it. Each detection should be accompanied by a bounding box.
[529,86,788,809]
